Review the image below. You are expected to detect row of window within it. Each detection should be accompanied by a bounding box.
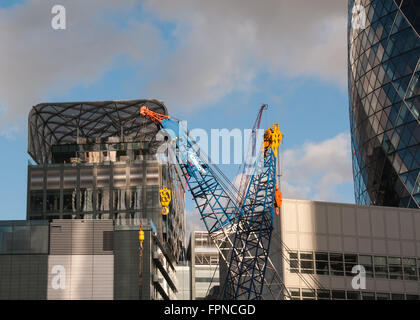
[289,251,420,281]
[30,187,159,213]
[288,288,420,300]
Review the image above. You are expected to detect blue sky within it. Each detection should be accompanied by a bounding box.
[0,0,353,223]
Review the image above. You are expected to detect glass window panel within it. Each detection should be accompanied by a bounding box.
[289,252,299,273]
[391,294,405,300]
[362,292,375,300]
[12,226,31,254]
[346,291,361,300]
[289,288,300,300]
[301,289,315,300]
[317,289,330,300]
[96,189,110,211]
[402,258,417,280]
[0,226,13,254]
[30,225,49,254]
[300,252,313,260]
[289,252,298,259]
[30,191,44,213]
[359,255,374,277]
[63,189,77,212]
[46,190,60,212]
[330,253,343,262]
[316,260,329,275]
[344,254,357,263]
[300,260,314,269]
[376,293,390,300]
[388,257,403,280]
[406,294,419,300]
[80,188,94,212]
[345,254,358,276]
[315,252,328,261]
[374,256,388,278]
[331,290,345,300]
[330,253,344,276]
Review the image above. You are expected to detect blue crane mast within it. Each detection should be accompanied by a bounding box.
[223,125,283,300]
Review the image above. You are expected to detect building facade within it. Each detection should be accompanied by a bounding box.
[278,199,420,300]
[188,231,220,300]
[0,219,180,299]
[0,99,187,300]
[348,0,420,207]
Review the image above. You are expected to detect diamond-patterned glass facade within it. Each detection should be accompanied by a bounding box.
[348,0,420,208]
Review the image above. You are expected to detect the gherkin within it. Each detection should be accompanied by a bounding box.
[348,0,420,208]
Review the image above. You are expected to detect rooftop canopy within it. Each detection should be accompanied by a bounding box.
[28,99,167,164]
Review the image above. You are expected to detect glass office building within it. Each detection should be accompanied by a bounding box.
[348,0,420,207]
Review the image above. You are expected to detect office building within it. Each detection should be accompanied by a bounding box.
[0,99,187,300]
[278,199,420,300]
[348,0,420,207]
[188,231,220,300]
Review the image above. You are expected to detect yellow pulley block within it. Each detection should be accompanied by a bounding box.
[264,124,283,158]
[161,206,169,215]
[138,224,145,251]
[160,187,171,215]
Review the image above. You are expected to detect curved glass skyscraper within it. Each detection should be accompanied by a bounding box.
[348,0,420,208]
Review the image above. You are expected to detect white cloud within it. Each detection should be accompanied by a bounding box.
[280,132,353,202]
[0,0,161,127]
[142,0,347,110]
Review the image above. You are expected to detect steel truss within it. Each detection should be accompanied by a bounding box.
[224,148,280,300]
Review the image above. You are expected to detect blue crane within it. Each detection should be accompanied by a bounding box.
[140,106,285,300]
[223,125,283,300]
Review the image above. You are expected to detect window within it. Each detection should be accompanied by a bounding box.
[63,189,76,212]
[329,253,344,276]
[300,252,314,274]
[391,294,404,300]
[96,189,110,211]
[346,291,361,300]
[317,289,330,300]
[362,292,375,300]
[388,257,403,280]
[301,289,315,300]
[359,255,374,277]
[402,258,417,280]
[406,294,420,300]
[344,254,357,276]
[46,190,60,212]
[210,256,219,266]
[374,256,388,278]
[289,288,300,300]
[315,252,329,275]
[80,188,93,212]
[195,277,218,283]
[331,290,345,300]
[30,191,44,213]
[376,292,390,300]
[289,252,299,273]
[418,259,420,280]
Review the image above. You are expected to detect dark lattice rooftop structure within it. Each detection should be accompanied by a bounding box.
[28,99,167,164]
